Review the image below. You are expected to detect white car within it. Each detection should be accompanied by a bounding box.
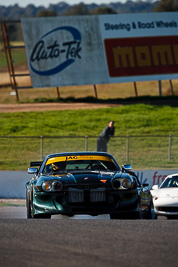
[151,173,178,219]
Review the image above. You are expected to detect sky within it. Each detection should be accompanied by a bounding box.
[0,0,152,8]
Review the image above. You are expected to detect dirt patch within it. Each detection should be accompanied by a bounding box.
[0,102,121,113]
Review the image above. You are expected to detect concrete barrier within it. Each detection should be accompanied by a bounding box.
[0,170,178,199]
[0,171,32,199]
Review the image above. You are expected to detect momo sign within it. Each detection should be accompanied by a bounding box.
[104,36,178,78]
[22,16,107,87]
[29,26,82,76]
[99,12,178,82]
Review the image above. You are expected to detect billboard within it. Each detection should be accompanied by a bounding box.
[22,16,108,87]
[104,36,178,78]
[22,13,178,88]
[99,13,178,83]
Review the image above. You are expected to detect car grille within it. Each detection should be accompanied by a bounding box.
[68,188,84,203]
[68,188,106,203]
[90,188,106,202]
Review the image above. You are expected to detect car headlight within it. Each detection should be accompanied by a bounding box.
[122,178,132,189]
[42,181,52,191]
[112,178,121,190]
[112,178,132,190]
[52,181,63,191]
[42,181,63,192]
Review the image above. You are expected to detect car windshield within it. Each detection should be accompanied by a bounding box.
[160,176,178,188]
[42,155,119,174]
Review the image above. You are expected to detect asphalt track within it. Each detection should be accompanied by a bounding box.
[0,206,178,267]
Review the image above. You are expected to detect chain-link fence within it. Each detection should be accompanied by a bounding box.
[0,135,178,170]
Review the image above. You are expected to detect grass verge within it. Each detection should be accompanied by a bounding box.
[0,104,178,170]
[0,199,25,206]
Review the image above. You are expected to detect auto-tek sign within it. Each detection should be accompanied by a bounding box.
[22,16,107,87]
[29,26,82,76]
[22,13,178,88]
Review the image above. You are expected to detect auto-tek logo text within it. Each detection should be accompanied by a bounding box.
[29,26,82,76]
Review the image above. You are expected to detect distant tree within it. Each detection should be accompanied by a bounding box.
[154,0,178,12]
[65,2,89,16]
[24,4,37,17]
[37,10,57,17]
[48,3,70,16]
[0,1,163,21]
[7,4,24,20]
[91,6,117,15]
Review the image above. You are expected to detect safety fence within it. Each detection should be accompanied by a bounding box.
[0,135,177,170]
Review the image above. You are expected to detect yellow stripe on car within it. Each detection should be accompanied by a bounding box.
[46,155,112,165]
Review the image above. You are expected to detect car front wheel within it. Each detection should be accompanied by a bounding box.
[26,191,32,219]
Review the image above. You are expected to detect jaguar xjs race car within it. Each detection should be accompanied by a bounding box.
[26,152,153,219]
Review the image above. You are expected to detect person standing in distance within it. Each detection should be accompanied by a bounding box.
[97,121,115,152]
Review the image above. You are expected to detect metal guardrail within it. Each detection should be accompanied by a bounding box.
[0,135,177,170]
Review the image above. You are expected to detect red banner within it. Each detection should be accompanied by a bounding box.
[104,36,178,77]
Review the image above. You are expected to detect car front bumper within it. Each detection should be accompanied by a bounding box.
[32,188,140,216]
[153,198,178,216]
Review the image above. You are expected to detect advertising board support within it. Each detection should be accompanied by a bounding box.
[56,87,60,99]
[158,80,162,96]
[133,82,138,97]
[169,80,174,95]
[93,85,98,98]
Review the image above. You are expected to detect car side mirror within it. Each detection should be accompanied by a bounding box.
[122,164,132,171]
[152,185,159,190]
[142,184,149,193]
[28,167,38,174]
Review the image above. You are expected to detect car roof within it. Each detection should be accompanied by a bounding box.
[166,173,178,179]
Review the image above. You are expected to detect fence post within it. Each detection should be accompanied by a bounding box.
[126,136,130,162]
[41,136,44,160]
[168,135,172,161]
[85,136,88,151]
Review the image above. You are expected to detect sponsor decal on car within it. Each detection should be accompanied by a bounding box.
[46,155,113,165]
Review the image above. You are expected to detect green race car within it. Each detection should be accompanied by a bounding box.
[26,151,153,219]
